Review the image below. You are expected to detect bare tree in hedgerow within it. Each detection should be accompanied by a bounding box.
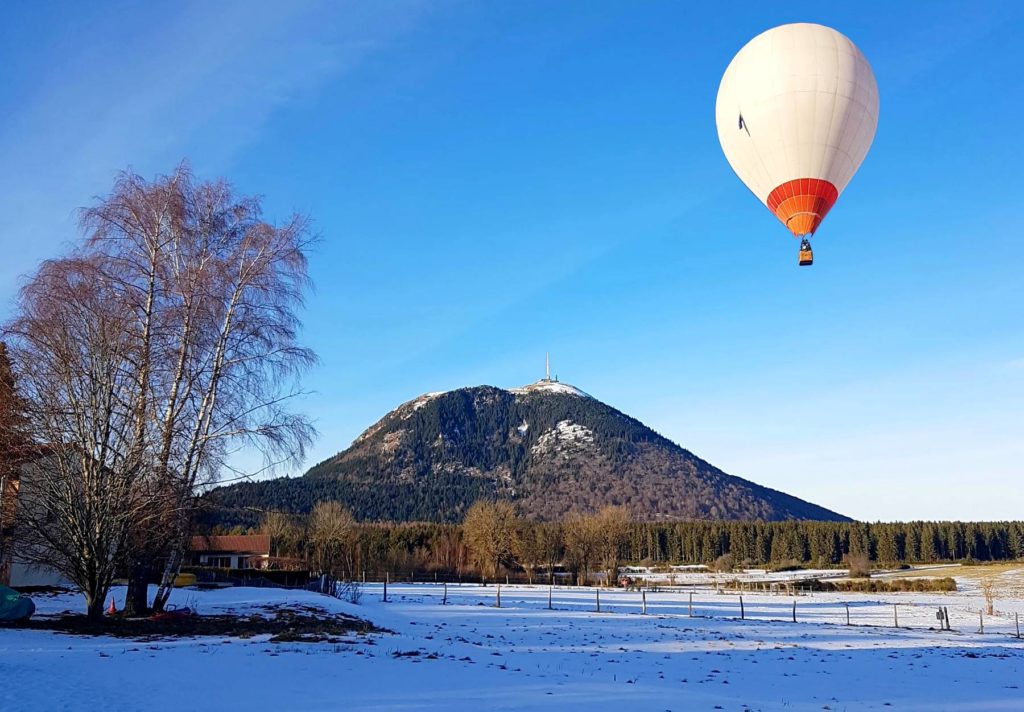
[595,506,630,587]
[308,501,359,581]
[462,500,518,582]
[511,520,543,584]
[563,511,600,586]
[512,520,565,585]
[3,163,317,618]
[260,511,303,562]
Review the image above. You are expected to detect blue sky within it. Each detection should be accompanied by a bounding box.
[1,1,1021,521]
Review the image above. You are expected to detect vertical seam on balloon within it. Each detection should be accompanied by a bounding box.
[811,26,827,182]
[820,30,841,192]
[773,29,792,193]
[747,102,780,205]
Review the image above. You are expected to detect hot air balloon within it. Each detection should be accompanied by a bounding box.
[715,23,879,266]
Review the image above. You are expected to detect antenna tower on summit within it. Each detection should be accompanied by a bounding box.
[545,352,551,381]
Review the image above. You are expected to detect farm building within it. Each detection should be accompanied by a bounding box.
[189,534,271,570]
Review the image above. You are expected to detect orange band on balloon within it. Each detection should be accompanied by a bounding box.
[766,178,839,237]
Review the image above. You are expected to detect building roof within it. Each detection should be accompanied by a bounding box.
[189,534,271,555]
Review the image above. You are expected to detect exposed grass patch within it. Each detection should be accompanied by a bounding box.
[887,563,1024,598]
[768,559,805,573]
[2,604,379,642]
[828,577,957,593]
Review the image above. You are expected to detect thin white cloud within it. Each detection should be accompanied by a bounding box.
[0,0,434,309]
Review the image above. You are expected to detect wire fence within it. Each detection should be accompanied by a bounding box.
[357,581,1024,641]
[177,567,1024,642]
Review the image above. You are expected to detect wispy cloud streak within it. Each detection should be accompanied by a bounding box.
[0,0,433,308]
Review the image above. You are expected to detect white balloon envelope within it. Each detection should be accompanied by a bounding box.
[716,23,879,243]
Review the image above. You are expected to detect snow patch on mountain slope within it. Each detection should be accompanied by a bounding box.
[407,391,446,415]
[531,420,595,455]
[510,380,592,398]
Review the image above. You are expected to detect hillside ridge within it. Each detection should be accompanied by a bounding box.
[206,379,848,525]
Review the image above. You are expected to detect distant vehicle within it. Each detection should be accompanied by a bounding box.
[716,23,879,266]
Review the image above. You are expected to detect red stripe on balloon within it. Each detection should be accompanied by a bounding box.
[766,178,839,237]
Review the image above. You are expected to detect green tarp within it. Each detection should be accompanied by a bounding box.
[0,585,35,622]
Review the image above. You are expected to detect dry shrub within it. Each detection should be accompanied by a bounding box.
[713,553,735,573]
[845,552,872,578]
[980,579,996,615]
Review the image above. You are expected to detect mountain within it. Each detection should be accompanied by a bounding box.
[206,379,848,525]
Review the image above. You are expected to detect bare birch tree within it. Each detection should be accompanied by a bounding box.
[5,256,155,619]
[3,163,317,618]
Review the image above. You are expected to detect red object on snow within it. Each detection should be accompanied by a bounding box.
[107,598,116,615]
[152,606,193,621]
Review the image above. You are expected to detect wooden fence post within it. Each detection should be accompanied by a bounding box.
[596,588,601,613]
[893,605,898,628]
[548,585,553,610]
[443,582,448,606]
[845,603,850,626]
[383,572,389,603]
[496,584,501,608]
[739,595,744,620]
[792,599,796,623]
[642,590,647,615]
[689,591,693,617]
[1015,612,1020,638]
[979,610,984,634]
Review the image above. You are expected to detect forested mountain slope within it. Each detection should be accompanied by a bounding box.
[206,380,848,525]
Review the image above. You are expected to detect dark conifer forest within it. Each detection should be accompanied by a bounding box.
[206,384,847,524]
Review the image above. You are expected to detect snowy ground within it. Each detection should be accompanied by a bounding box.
[2,578,1023,711]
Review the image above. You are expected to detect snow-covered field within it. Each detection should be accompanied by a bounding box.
[3,577,1023,711]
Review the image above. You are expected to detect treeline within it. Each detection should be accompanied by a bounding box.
[253,502,631,586]
[203,474,496,526]
[223,513,1024,581]
[618,520,1024,565]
